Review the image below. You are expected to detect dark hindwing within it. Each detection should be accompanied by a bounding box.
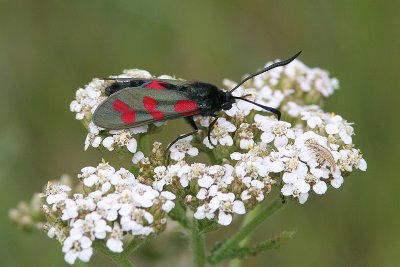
[93,82,201,129]
[104,78,188,96]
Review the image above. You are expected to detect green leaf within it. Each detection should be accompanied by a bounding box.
[207,195,285,264]
[198,219,219,233]
[129,165,139,176]
[212,231,295,262]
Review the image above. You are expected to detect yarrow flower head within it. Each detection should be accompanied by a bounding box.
[12,57,366,266]
[38,162,175,264]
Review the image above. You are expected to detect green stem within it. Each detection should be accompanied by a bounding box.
[192,219,206,267]
[93,242,135,267]
[138,135,151,156]
[169,201,191,229]
[122,238,147,257]
[208,195,284,265]
[228,204,263,267]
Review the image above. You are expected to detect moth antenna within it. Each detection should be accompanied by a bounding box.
[233,96,281,120]
[230,51,302,93]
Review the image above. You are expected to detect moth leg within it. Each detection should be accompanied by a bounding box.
[185,116,198,131]
[166,116,199,151]
[207,115,219,147]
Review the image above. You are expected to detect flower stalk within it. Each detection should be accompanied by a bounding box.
[229,203,263,267]
[192,218,206,267]
[93,242,135,267]
[208,195,285,265]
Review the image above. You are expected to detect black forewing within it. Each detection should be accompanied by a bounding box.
[93,82,200,129]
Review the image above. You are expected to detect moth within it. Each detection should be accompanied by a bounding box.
[93,51,301,149]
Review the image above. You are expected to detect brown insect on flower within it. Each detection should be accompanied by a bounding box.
[306,143,336,171]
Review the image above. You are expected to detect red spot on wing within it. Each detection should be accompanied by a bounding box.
[174,100,199,112]
[113,100,130,112]
[145,81,167,90]
[112,100,136,124]
[143,96,157,111]
[143,96,165,120]
[121,111,136,124]
[149,110,165,120]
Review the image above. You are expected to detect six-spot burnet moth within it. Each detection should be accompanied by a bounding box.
[93,51,302,150]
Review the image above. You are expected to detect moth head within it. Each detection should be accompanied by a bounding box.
[221,92,234,110]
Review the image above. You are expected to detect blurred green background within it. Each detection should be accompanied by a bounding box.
[1,0,399,266]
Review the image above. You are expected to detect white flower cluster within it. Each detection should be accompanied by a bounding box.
[252,59,340,104]
[42,162,175,265]
[139,59,364,215]
[152,162,270,226]
[54,58,365,264]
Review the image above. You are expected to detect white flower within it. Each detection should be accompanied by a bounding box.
[358,158,367,171]
[224,98,253,118]
[262,152,285,173]
[255,115,295,147]
[70,212,111,240]
[130,184,159,208]
[169,136,199,161]
[301,111,324,129]
[237,123,255,150]
[284,102,322,119]
[235,161,269,186]
[62,235,93,264]
[256,85,289,109]
[110,168,136,186]
[132,151,145,164]
[281,182,310,204]
[102,130,138,153]
[97,194,121,221]
[106,223,124,253]
[84,133,102,150]
[337,149,366,172]
[153,166,170,191]
[127,139,138,153]
[78,166,98,187]
[122,69,152,78]
[197,185,218,200]
[209,192,246,225]
[186,163,207,187]
[160,191,176,212]
[198,174,214,188]
[204,118,236,147]
[61,199,78,220]
[241,180,265,202]
[47,227,57,238]
[304,168,327,195]
[175,163,192,187]
[119,206,154,236]
[75,196,96,212]
[43,182,71,205]
[281,153,308,184]
[325,114,354,145]
[194,204,215,220]
[208,165,234,187]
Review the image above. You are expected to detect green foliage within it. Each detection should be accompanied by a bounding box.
[212,231,295,263]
